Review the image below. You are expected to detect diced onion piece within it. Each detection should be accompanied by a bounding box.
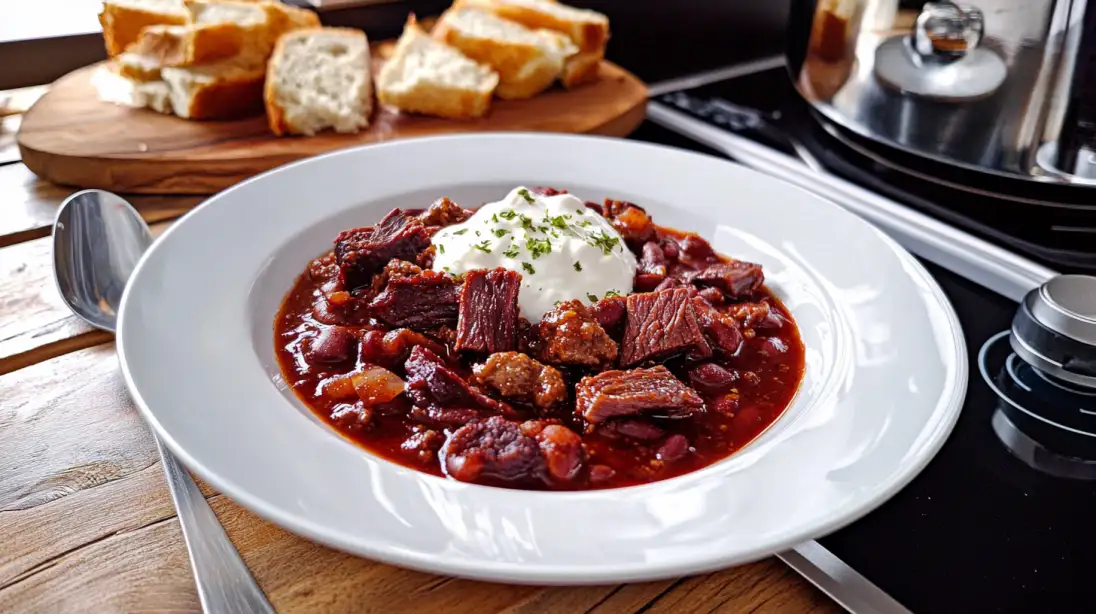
[319,373,358,400]
[351,366,405,406]
[327,290,352,306]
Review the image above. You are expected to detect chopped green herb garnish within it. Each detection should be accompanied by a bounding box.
[517,188,536,204]
[587,293,599,302]
[525,237,552,259]
[453,229,467,235]
[521,262,536,275]
[475,230,481,236]
[492,213,499,223]
[578,220,593,227]
[573,261,582,272]
[575,209,586,215]
[499,210,517,220]
[443,266,451,272]
[518,214,536,232]
[544,214,570,229]
[589,231,620,255]
[473,240,492,253]
[604,290,622,297]
[438,244,445,254]
[503,244,520,258]
[537,225,550,233]
[493,228,510,238]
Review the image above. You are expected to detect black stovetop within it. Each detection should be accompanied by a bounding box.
[629,67,1096,613]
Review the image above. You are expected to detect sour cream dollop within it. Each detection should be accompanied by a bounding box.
[430,187,637,321]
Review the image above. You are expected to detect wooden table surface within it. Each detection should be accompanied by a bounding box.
[0,89,842,614]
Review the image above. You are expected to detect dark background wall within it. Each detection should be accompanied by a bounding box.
[1,0,791,89]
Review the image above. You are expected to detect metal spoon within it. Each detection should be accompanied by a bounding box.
[52,189,275,614]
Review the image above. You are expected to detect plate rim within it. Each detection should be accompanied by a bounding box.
[116,132,969,584]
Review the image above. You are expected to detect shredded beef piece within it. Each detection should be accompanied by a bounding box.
[697,286,725,305]
[368,271,460,329]
[732,301,785,330]
[692,261,764,298]
[401,429,445,464]
[416,245,437,269]
[620,289,711,367]
[604,199,656,245]
[692,298,745,356]
[576,365,705,424]
[404,346,515,424]
[653,277,683,292]
[367,259,422,298]
[678,234,718,264]
[539,299,618,368]
[598,419,664,441]
[305,326,357,365]
[442,416,545,485]
[335,209,431,290]
[360,328,447,370]
[456,268,522,353]
[418,197,472,228]
[473,352,567,410]
[592,295,627,334]
[520,420,584,481]
[687,363,738,395]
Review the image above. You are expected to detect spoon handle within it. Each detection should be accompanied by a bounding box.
[156,436,277,614]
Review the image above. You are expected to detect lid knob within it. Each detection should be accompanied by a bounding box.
[914,2,985,60]
[1010,275,1096,389]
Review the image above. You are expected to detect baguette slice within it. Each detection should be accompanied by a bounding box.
[127,22,244,66]
[160,55,267,119]
[376,16,499,120]
[186,0,277,56]
[265,28,373,136]
[99,0,190,57]
[453,0,609,54]
[560,49,601,89]
[92,64,174,114]
[264,1,321,38]
[433,7,577,100]
[117,50,168,81]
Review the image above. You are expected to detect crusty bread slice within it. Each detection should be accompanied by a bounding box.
[92,63,174,114]
[99,0,190,57]
[264,2,321,38]
[127,22,244,66]
[160,55,267,119]
[117,50,168,81]
[265,28,373,136]
[561,49,601,89]
[432,7,577,100]
[452,0,609,54]
[376,16,499,119]
[185,0,277,56]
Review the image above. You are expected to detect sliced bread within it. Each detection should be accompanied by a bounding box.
[376,16,499,120]
[185,0,277,56]
[265,28,373,136]
[126,22,244,66]
[160,55,267,119]
[264,2,321,38]
[453,0,609,54]
[432,7,577,100]
[92,64,173,114]
[117,50,168,81]
[560,49,601,89]
[99,0,190,57]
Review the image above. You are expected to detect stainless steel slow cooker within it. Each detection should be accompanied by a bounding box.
[787,0,1096,186]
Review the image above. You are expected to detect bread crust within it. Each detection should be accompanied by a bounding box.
[128,23,243,66]
[434,19,560,100]
[453,0,609,54]
[100,2,189,57]
[377,85,493,120]
[561,50,601,89]
[177,66,266,119]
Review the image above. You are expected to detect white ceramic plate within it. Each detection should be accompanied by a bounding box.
[117,133,967,585]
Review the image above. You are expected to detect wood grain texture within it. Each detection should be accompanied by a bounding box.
[18,61,648,195]
[0,163,203,248]
[0,220,170,374]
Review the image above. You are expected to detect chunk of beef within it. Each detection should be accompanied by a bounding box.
[304,326,357,365]
[591,295,626,333]
[520,420,584,482]
[456,268,521,353]
[330,402,372,433]
[692,260,764,298]
[597,419,665,441]
[335,209,431,290]
[473,352,567,410]
[367,259,422,298]
[678,234,718,264]
[576,365,705,424]
[731,300,785,330]
[417,197,472,228]
[368,271,460,329]
[692,298,745,356]
[657,434,691,463]
[360,328,448,370]
[604,199,656,245]
[539,299,618,368]
[652,277,683,292]
[620,289,711,367]
[696,286,725,305]
[404,346,515,424]
[441,416,545,486]
[401,429,445,464]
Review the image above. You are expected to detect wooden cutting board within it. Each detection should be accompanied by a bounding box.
[17,60,647,195]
